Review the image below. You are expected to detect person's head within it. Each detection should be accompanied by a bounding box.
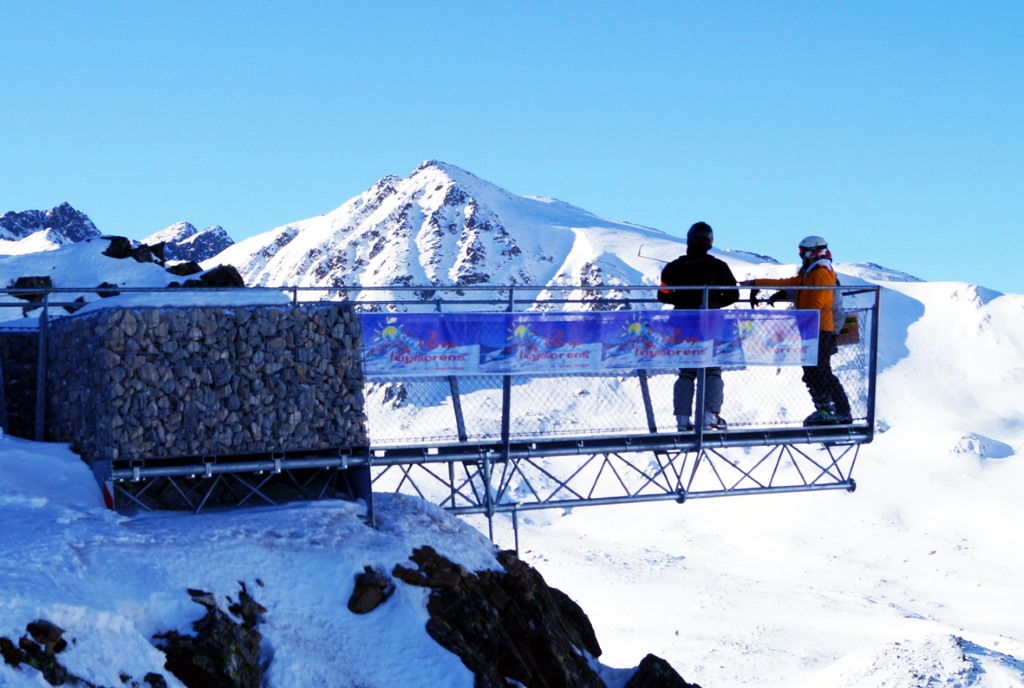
[798,235,829,264]
[686,222,714,253]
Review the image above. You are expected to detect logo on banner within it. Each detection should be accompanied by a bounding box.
[480,316,596,373]
[601,312,712,368]
[363,315,476,375]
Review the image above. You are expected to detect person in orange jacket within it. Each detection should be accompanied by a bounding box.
[741,235,852,426]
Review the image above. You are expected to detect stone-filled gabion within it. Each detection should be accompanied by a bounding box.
[0,330,39,439]
[45,304,368,462]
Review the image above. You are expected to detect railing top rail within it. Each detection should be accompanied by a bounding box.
[1,284,881,320]
[0,283,882,294]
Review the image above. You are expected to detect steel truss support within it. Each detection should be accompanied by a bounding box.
[94,454,373,517]
[369,438,859,532]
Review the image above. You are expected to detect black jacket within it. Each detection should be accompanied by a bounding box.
[658,250,739,309]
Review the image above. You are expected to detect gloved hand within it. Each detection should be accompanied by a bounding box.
[767,291,787,305]
[748,288,760,307]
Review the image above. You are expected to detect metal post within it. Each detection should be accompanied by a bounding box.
[693,285,710,443]
[448,377,469,443]
[448,375,468,509]
[637,370,658,433]
[34,293,49,441]
[0,354,6,436]
[866,290,881,437]
[513,505,520,554]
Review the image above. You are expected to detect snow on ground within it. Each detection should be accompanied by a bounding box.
[0,434,504,688]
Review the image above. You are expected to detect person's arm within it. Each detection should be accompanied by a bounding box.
[712,263,740,308]
[657,262,675,304]
[750,275,801,288]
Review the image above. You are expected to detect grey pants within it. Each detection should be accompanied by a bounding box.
[673,367,724,416]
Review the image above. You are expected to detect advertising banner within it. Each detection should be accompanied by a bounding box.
[360,309,819,378]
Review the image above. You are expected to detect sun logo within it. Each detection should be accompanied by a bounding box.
[622,315,647,338]
[735,319,756,338]
[374,318,402,342]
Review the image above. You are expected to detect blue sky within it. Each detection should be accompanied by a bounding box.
[2,1,1021,294]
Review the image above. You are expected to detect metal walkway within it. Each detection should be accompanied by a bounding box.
[3,284,879,534]
[358,283,879,542]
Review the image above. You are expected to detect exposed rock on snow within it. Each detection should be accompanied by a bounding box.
[392,545,698,688]
[154,584,266,688]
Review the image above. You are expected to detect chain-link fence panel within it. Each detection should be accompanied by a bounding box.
[361,302,877,445]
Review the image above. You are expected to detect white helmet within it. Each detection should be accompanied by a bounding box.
[798,235,828,260]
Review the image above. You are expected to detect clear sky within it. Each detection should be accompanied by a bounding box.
[2,1,1022,294]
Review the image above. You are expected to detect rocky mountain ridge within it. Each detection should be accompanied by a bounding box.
[142,222,235,264]
[0,203,100,246]
[1,205,232,266]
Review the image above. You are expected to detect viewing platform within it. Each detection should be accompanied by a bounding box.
[1,283,879,539]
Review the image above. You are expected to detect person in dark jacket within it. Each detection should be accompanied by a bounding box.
[657,221,738,431]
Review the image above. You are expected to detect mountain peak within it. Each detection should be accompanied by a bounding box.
[210,162,679,293]
[412,159,462,176]
[410,160,495,193]
[1,203,100,244]
[143,222,234,263]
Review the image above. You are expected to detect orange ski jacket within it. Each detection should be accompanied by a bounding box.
[753,265,838,332]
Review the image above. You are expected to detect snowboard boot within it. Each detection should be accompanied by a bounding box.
[703,412,727,430]
[803,404,837,426]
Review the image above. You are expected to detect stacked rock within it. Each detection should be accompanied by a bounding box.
[0,331,39,438]
[46,304,367,462]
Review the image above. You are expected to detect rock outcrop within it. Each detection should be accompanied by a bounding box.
[0,618,167,687]
[388,546,700,688]
[154,584,266,688]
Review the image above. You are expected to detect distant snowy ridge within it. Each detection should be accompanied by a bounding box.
[0,203,100,254]
[143,221,235,263]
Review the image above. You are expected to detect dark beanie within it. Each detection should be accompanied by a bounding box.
[686,221,713,251]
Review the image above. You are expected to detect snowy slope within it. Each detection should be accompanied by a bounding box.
[0,238,198,326]
[0,437,500,688]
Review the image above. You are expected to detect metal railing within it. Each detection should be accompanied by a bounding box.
[1,283,879,530]
[2,282,879,445]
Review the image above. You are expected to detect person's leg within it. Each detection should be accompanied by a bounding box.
[702,367,727,428]
[818,334,851,420]
[801,364,832,411]
[703,367,724,414]
[674,369,697,430]
[803,332,853,424]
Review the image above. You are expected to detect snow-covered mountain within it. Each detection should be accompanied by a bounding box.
[208,160,771,301]
[143,221,235,264]
[0,202,100,254]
